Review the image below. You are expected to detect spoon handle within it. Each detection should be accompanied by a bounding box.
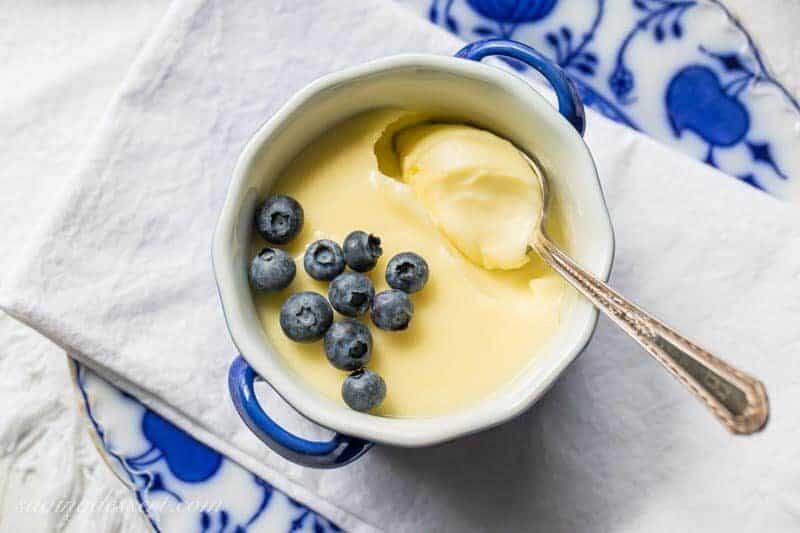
[534,237,769,435]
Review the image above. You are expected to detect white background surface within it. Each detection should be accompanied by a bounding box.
[0,2,167,531]
[0,1,798,531]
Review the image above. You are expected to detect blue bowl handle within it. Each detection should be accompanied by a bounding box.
[228,356,372,468]
[456,38,586,135]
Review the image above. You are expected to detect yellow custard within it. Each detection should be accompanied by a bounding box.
[252,109,569,417]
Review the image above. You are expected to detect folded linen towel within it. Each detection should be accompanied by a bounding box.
[3,0,800,531]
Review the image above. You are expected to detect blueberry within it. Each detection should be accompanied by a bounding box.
[324,319,373,370]
[303,239,345,281]
[249,248,296,292]
[279,292,333,342]
[370,290,414,330]
[328,272,374,317]
[254,195,304,244]
[343,231,382,272]
[342,369,386,412]
[386,252,429,293]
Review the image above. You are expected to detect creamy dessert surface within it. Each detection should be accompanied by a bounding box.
[252,108,569,417]
[395,122,543,270]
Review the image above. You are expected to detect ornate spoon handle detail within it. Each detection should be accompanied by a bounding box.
[533,237,769,435]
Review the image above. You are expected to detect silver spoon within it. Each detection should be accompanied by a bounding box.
[525,154,769,435]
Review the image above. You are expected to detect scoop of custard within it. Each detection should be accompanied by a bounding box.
[395,124,541,270]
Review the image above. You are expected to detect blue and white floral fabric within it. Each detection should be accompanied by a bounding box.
[400,0,800,198]
[76,364,342,532]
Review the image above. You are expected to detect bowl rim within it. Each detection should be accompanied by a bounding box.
[212,53,615,447]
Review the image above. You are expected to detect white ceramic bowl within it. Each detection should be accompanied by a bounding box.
[214,43,613,453]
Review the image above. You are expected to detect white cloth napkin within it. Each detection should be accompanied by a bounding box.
[3,0,800,530]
